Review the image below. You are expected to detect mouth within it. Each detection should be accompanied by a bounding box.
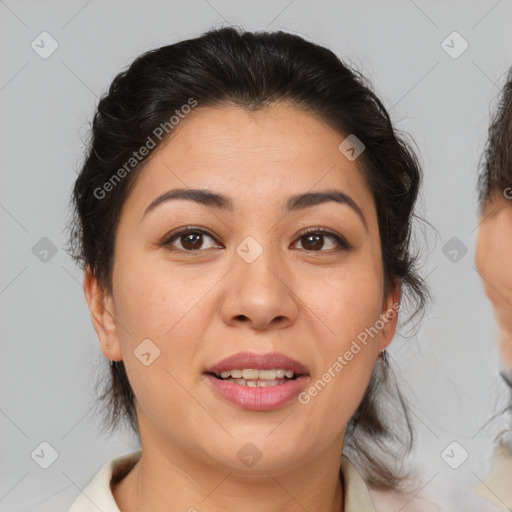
[203,352,310,410]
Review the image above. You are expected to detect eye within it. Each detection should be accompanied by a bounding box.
[292,227,351,252]
[162,227,221,252]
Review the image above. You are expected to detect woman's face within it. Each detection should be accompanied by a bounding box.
[86,103,399,473]
[476,193,512,370]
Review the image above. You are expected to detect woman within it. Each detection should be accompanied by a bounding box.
[66,26,432,511]
[474,68,512,509]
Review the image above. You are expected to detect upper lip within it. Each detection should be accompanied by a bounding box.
[205,351,310,376]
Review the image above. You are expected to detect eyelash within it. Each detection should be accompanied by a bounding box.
[161,226,352,254]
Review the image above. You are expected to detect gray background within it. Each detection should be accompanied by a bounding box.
[1,0,511,510]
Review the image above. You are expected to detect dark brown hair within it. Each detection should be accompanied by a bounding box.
[477,69,512,206]
[67,26,427,489]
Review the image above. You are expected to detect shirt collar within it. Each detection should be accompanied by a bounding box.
[340,454,377,511]
[69,450,376,511]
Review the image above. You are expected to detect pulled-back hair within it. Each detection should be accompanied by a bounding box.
[67,26,427,489]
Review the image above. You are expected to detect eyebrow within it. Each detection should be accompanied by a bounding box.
[142,187,368,230]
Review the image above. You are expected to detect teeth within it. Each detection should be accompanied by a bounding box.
[243,369,259,380]
[218,368,296,380]
[226,378,286,387]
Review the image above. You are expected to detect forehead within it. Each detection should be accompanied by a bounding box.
[123,103,376,220]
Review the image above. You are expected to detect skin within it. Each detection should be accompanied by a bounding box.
[476,192,512,371]
[84,102,400,512]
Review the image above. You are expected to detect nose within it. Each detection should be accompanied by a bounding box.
[220,241,299,331]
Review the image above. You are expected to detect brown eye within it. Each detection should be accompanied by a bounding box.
[301,233,325,251]
[163,228,220,252]
[294,228,351,252]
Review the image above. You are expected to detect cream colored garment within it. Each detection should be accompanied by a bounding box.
[475,444,512,509]
[69,450,377,511]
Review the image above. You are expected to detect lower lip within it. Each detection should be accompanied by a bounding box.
[204,374,310,411]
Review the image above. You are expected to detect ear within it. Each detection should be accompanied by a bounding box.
[83,265,123,362]
[378,280,401,352]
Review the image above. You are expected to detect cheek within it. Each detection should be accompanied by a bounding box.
[111,261,211,427]
[300,255,384,349]
[113,254,211,340]
[493,230,512,284]
[296,262,384,412]
[477,225,512,295]
[110,253,216,405]
[475,225,491,276]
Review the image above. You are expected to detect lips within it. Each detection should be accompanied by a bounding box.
[203,351,311,411]
[204,351,310,376]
